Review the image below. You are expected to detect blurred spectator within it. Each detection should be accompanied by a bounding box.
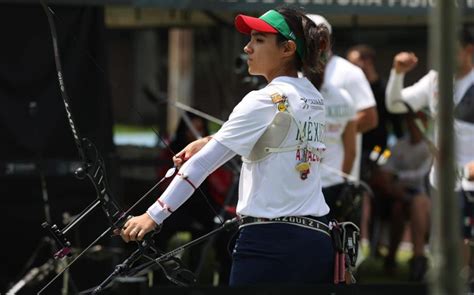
[156,112,235,284]
[346,44,405,262]
[346,44,404,179]
[306,15,378,260]
[385,25,474,281]
[318,80,358,222]
[374,112,432,281]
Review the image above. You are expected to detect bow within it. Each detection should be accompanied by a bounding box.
[37,1,232,293]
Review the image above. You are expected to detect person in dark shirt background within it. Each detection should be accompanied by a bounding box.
[346,44,404,260]
[347,44,404,162]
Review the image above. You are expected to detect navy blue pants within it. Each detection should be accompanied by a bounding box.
[229,222,334,286]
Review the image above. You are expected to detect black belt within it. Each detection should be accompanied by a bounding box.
[240,215,330,237]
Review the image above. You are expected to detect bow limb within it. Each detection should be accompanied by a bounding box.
[39,0,122,243]
[40,1,86,161]
[38,1,186,292]
[39,1,225,228]
[38,1,226,292]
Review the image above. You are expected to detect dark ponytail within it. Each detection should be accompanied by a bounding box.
[276,7,331,89]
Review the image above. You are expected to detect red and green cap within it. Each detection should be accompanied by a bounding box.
[235,10,305,59]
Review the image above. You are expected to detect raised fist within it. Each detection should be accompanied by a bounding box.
[393,52,418,74]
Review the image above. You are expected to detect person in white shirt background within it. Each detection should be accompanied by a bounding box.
[385,25,474,282]
[317,79,358,222]
[119,7,335,285]
[306,14,378,259]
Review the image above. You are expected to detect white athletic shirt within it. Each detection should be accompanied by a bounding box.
[324,55,377,179]
[386,68,474,191]
[214,76,329,218]
[147,76,329,225]
[325,56,377,112]
[320,83,357,187]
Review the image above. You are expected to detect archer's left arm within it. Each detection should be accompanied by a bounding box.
[121,139,236,242]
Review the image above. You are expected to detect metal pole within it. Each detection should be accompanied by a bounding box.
[430,0,462,294]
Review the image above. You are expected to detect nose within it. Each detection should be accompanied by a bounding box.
[244,42,252,54]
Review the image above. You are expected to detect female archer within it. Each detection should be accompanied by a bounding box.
[121,7,333,285]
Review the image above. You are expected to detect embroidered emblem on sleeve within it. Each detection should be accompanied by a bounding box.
[271,92,284,103]
[271,92,288,112]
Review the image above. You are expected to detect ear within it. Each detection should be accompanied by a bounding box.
[281,40,297,58]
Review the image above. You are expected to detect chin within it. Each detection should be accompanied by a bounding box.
[247,68,260,76]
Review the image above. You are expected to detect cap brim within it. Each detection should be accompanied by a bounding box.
[234,14,278,35]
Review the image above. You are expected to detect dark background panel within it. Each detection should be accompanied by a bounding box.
[0,4,114,160]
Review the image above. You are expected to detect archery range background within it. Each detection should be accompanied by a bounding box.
[0,4,116,293]
[0,2,443,294]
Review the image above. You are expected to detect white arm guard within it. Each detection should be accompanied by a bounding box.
[385,69,410,114]
[147,139,237,225]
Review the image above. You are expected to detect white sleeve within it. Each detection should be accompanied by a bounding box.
[346,66,376,111]
[146,139,237,225]
[213,90,275,158]
[341,89,358,120]
[386,69,433,114]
